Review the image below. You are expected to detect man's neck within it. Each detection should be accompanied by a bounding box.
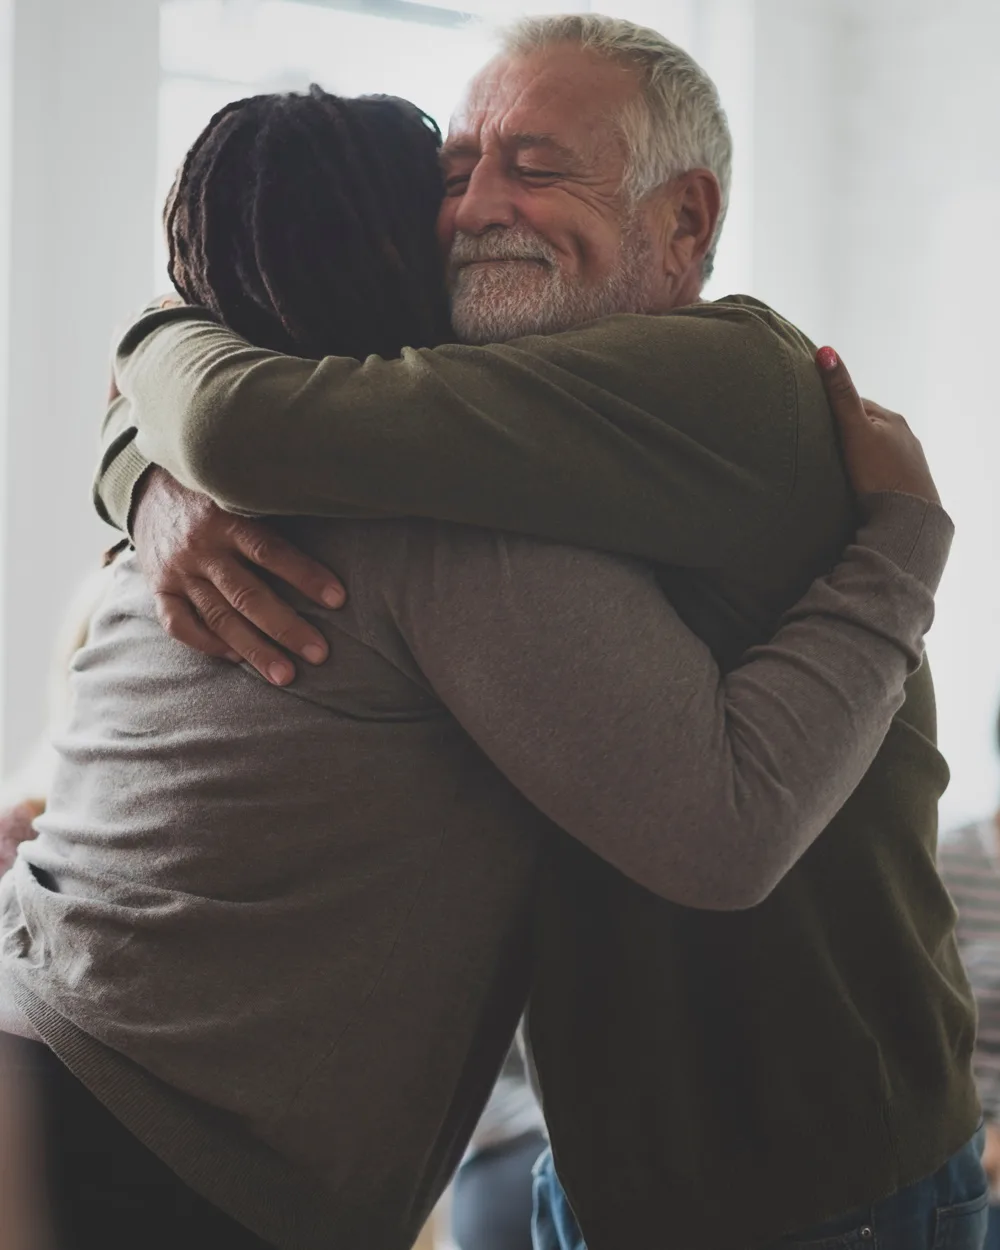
[647,277,706,315]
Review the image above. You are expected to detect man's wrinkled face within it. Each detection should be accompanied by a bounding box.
[438,44,662,343]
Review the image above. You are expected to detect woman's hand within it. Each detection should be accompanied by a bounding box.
[816,347,941,506]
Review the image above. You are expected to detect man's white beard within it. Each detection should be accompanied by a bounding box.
[447,221,657,344]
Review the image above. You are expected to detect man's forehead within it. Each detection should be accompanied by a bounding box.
[445,47,637,155]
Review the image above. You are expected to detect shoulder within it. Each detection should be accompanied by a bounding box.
[613,295,816,368]
[505,296,808,383]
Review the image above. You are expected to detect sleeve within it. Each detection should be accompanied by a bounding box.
[93,294,173,533]
[363,492,951,911]
[106,301,801,564]
[93,395,151,533]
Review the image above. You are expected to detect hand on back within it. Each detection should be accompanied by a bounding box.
[130,468,345,684]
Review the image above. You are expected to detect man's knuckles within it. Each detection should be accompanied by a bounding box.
[188,594,232,636]
[227,583,270,620]
[240,532,283,568]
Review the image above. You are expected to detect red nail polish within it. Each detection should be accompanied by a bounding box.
[816,346,839,372]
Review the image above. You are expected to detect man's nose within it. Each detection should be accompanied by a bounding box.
[453,162,517,236]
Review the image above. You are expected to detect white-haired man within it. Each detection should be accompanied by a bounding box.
[33,15,985,1250]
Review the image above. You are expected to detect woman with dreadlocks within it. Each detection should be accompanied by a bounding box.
[2,87,458,1250]
[0,84,956,1250]
[164,87,452,361]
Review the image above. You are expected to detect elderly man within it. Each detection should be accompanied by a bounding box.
[6,14,983,1250]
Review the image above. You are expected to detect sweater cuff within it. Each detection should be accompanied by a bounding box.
[100,439,154,537]
[855,492,955,595]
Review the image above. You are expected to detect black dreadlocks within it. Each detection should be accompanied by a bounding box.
[165,85,452,361]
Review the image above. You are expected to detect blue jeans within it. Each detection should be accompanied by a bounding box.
[532,1131,988,1250]
[982,1205,1000,1250]
[531,1149,585,1250]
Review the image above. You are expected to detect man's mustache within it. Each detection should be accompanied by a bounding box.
[448,230,557,276]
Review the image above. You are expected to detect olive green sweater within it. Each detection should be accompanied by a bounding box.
[98,296,978,1249]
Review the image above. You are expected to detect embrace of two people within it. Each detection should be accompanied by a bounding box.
[0,14,986,1250]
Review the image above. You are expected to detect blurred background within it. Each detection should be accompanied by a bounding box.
[0,0,997,828]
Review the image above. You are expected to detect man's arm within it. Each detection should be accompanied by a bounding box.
[107,300,800,564]
[95,394,151,532]
[360,492,950,909]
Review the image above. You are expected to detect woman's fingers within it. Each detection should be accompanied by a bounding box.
[816,347,869,433]
[815,347,941,505]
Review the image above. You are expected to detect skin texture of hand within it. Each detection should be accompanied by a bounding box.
[816,347,942,506]
[0,800,43,877]
[130,467,346,685]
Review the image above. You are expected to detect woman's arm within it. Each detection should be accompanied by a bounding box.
[370,491,949,909]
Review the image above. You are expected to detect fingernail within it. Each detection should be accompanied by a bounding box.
[268,662,293,685]
[302,644,326,665]
[322,585,345,608]
[816,346,839,372]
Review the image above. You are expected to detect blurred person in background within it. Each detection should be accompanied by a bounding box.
[0,68,962,1250]
[0,570,108,878]
[452,1047,545,1250]
[0,572,107,1249]
[0,1036,50,1250]
[0,801,42,881]
[940,707,1000,1250]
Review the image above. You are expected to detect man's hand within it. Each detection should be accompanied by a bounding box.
[0,800,43,877]
[131,468,346,685]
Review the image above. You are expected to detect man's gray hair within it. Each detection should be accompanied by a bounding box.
[498,13,733,278]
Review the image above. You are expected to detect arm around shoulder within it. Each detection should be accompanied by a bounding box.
[368,494,950,910]
[113,302,800,564]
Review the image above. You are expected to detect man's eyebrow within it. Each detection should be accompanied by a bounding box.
[439,141,480,163]
[440,133,583,164]
[508,133,580,163]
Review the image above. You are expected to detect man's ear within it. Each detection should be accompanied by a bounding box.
[645,170,722,292]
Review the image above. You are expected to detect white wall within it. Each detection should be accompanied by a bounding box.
[834,0,1000,828]
[0,0,160,774]
[0,3,14,778]
[748,0,1000,826]
[749,0,841,335]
